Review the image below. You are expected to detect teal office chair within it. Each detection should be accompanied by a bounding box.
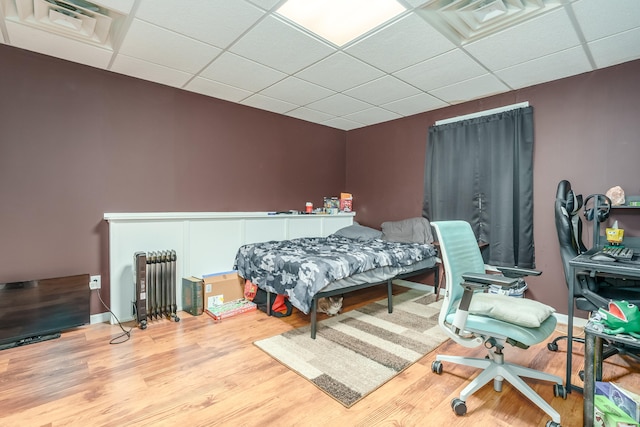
[431,221,566,427]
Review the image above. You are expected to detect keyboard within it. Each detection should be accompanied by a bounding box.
[601,246,634,260]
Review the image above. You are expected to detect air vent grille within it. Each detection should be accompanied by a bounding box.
[417,0,563,44]
[3,0,124,47]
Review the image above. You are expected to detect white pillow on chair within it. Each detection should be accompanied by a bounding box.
[467,293,555,328]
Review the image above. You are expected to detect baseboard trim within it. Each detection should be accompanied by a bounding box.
[553,312,588,328]
[90,312,111,324]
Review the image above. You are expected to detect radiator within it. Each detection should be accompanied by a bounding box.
[134,250,180,329]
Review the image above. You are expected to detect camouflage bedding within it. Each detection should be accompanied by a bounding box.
[233,235,437,314]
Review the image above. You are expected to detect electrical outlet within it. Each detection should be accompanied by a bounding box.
[89,275,101,290]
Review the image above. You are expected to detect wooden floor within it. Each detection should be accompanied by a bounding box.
[1,285,638,427]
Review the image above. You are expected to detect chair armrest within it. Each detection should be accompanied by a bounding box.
[461,273,518,288]
[451,273,516,335]
[497,266,541,278]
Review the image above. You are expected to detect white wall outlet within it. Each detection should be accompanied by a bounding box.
[90,275,101,290]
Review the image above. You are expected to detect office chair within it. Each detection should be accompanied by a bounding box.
[549,180,640,382]
[431,220,564,427]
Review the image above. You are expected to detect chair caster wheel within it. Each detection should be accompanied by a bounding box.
[431,360,443,374]
[545,421,561,427]
[554,384,567,399]
[451,398,467,416]
[547,342,558,351]
[139,320,147,330]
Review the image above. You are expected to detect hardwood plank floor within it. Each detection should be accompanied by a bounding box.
[0,285,638,427]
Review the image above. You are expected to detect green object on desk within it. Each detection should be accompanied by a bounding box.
[595,300,640,339]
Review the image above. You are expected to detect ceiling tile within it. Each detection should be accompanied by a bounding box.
[259,77,335,105]
[430,74,510,104]
[394,49,486,91]
[94,0,135,15]
[229,15,334,74]
[135,0,264,48]
[5,22,112,69]
[118,19,221,74]
[573,0,640,42]
[184,77,253,102]
[321,117,365,131]
[110,54,193,88]
[345,13,456,73]
[295,52,384,92]
[2,0,639,130]
[245,0,281,11]
[306,93,373,116]
[240,93,298,114]
[588,27,640,69]
[382,93,448,116]
[495,46,592,89]
[343,107,402,126]
[200,52,286,92]
[285,107,335,124]
[465,9,581,71]
[344,75,421,105]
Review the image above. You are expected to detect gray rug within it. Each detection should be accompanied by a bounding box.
[254,289,448,407]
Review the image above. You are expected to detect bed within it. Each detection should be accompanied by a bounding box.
[233,217,439,338]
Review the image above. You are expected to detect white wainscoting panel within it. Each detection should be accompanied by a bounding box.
[104,212,355,324]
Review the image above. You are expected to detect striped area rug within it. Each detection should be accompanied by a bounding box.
[254,289,449,407]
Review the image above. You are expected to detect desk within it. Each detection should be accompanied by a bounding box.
[565,249,640,393]
[583,322,640,425]
[566,248,640,394]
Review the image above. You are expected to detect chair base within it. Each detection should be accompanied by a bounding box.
[435,350,562,424]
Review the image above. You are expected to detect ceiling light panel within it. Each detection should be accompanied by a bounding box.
[275,0,407,46]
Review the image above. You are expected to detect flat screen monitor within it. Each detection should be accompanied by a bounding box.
[0,274,90,350]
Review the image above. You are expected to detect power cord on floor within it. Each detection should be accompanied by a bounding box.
[94,289,133,344]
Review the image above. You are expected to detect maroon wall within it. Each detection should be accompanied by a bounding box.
[0,45,346,314]
[346,59,640,314]
[2,42,639,317]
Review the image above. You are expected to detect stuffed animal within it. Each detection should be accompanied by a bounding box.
[594,300,640,338]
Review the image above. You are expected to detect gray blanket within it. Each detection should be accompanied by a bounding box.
[233,235,436,314]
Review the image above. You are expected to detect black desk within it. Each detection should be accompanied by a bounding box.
[566,248,640,394]
[583,322,640,426]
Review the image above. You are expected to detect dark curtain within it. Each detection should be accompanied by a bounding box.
[423,106,535,268]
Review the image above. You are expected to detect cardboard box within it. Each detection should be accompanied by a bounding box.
[182,276,203,316]
[611,383,640,422]
[595,395,640,427]
[203,270,244,308]
[596,381,640,423]
[340,192,353,212]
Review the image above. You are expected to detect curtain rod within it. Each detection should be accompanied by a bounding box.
[434,101,530,126]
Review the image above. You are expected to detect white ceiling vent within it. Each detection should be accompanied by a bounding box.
[417,0,563,44]
[2,0,125,48]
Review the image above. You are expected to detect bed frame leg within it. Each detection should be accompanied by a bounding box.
[311,297,318,339]
[387,279,393,313]
[266,291,272,316]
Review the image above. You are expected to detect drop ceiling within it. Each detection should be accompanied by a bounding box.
[1,0,639,130]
